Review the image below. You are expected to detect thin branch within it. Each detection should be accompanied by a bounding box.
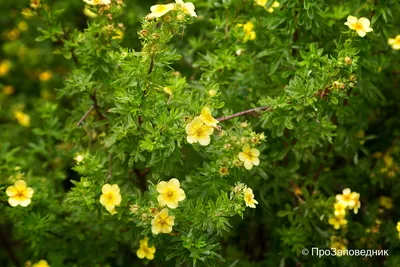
[75,105,94,127]
[217,106,270,122]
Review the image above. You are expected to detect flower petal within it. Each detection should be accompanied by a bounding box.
[102,184,111,194]
[8,197,20,207]
[6,186,17,197]
[168,178,180,189]
[19,198,31,207]
[244,160,253,170]
[157,181,168,193]
[14,180,27,190]
[197,135,211,146]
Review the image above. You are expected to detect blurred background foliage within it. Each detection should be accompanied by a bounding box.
[1,0,400,266]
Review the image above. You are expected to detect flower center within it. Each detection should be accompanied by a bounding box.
[354,22,364,31]
[158,218,166,226]
[16,191,25,198]
[166,190,174,199]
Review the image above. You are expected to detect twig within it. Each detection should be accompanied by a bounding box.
[217,106,270,122]
[76,105,94,127]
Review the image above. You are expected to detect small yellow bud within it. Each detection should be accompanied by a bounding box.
[208,89,217,97]
[240,121,248,128]
[240,137,247,144]
[344,56,352,64]
[224,143,232,150]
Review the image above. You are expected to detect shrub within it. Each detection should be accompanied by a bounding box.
[1,0,400,266]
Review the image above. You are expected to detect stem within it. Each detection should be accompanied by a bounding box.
[76,105,94,127]
[217,106,270,122]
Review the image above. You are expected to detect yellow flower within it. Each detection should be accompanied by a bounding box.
[3,85,15,95]
[397,222,400,238]
[99,184,122,215]
[6,180,34,207]
[255,0,268,6]
[328,215,348,230]
[151,208,175,234]
[238,144,260,170]
[136,236,156,260]
[147,4,175,20]
[175,0,197,17]
[243,187,258,208]
[388,35,400,50]
[74,154,84,164]
[379,196,393,210]
[156,178,186,209]
[334,202,346,217]
[348,192,361,214]
[238,22,256,42]
[83,0,111,5]
[32,260,49,267]
[344,15,373,37]
[219,167,229,176]
[30,0,41,9]
[186,117,214,146]
[83,7,98,18]
[208,89,217,97]
[335,188,355,208]
[39,71,52,82]
[199,107,219,127]
[330,236,347,256]
[0,60,11,76]
[14,111,31,127]
[383,154,393,167]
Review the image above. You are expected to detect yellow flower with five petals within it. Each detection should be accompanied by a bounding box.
[6,180,34,207]
[156,178,186,209]
[99,184,122,215]
[243,187,258,208]
[344,15,373,37]
[186,117,214,146]
[238,144,260,170]
[136,237,156,260]
[151,208,175,235]
[328,215,348,230]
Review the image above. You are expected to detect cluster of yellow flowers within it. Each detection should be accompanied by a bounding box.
[255,0,280,13]
[152,178,185,234]
[186,107,219,146]
[146,0,197,20]
[237,22,256,42]
[6,180,34,207]
[328,188,361,230]
[99,184,122,215]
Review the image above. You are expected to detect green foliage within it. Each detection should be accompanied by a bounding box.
[1,0,400,266]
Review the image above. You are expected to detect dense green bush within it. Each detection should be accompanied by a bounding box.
[1,0,400,266]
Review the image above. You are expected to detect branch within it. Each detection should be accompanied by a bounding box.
[76,105,94,127]
[217,106,270,122]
